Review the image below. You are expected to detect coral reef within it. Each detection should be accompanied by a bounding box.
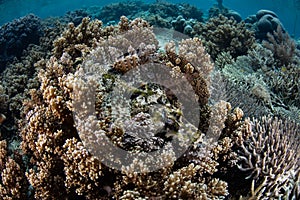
[148,2,203,22]
[246,9,285,40]
[193,15,256,60]
[10,16,243,199]
[0,2,299,199]
[96,1,148,24]
[217,36,300,123]
[262,25,296,67]
[63,9,90,26]
[208,2,242,22]
[171,15,196,36]
[210,71,270,119]
[0,140,29,199]
[95,1,203,30]
[237,116,300,199]
[266,64,300,108]
[0,14,42,72]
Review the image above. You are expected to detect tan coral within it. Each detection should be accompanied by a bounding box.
[0,114,6,125]
[0,158,25,199]
[237,116,300,199]
[193,14,255,60]
[165,38,213,105]
[15,15,263,200]
[61,138,104,197]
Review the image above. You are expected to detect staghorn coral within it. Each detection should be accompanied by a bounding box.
[266,64,300,108]
[246,43,275,71]
[217,38,300,121]
[193,15,256,60]
[214,51,233,69]
[237,116,300,199]
[220,56,274,110]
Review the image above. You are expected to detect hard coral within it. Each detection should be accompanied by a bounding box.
[266,64,300,108]
[254,9,284,40]
[20,15,239,199]
[263,25,296,67]
[237,116,300,199]
[20,16,124,198]
[0,140,28,200]
[53,17,104,60]
[193,15,255,60]
[0,14,42,72]
[149,1,203,21]
[1,9,298,199]
[97,1,147,24]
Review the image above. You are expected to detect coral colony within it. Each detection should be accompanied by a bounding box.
[0,1,299,199]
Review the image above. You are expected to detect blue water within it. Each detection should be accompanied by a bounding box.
[0,0,299,37]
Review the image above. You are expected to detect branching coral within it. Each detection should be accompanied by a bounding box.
[266,64,300,108]
[148,1,203,21]
[0,5,299,199]
[0,14,42,71]
[0,85,8,130]
[53,17,104,60]
[193,15,255,60]
[60,138,107,198]
[262,25,296,67]
[96,1,148,23]
[0,140,28,200]
[18,15,244,199]
[237,116,300,199]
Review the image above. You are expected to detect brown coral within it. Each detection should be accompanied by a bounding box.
[263,25,296,67]
[19,15,237,199]
[0,140,28,200]
[237,116,300,199]
[165,37,213,105]
[1,11,298,199]
[193,14,255,60]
